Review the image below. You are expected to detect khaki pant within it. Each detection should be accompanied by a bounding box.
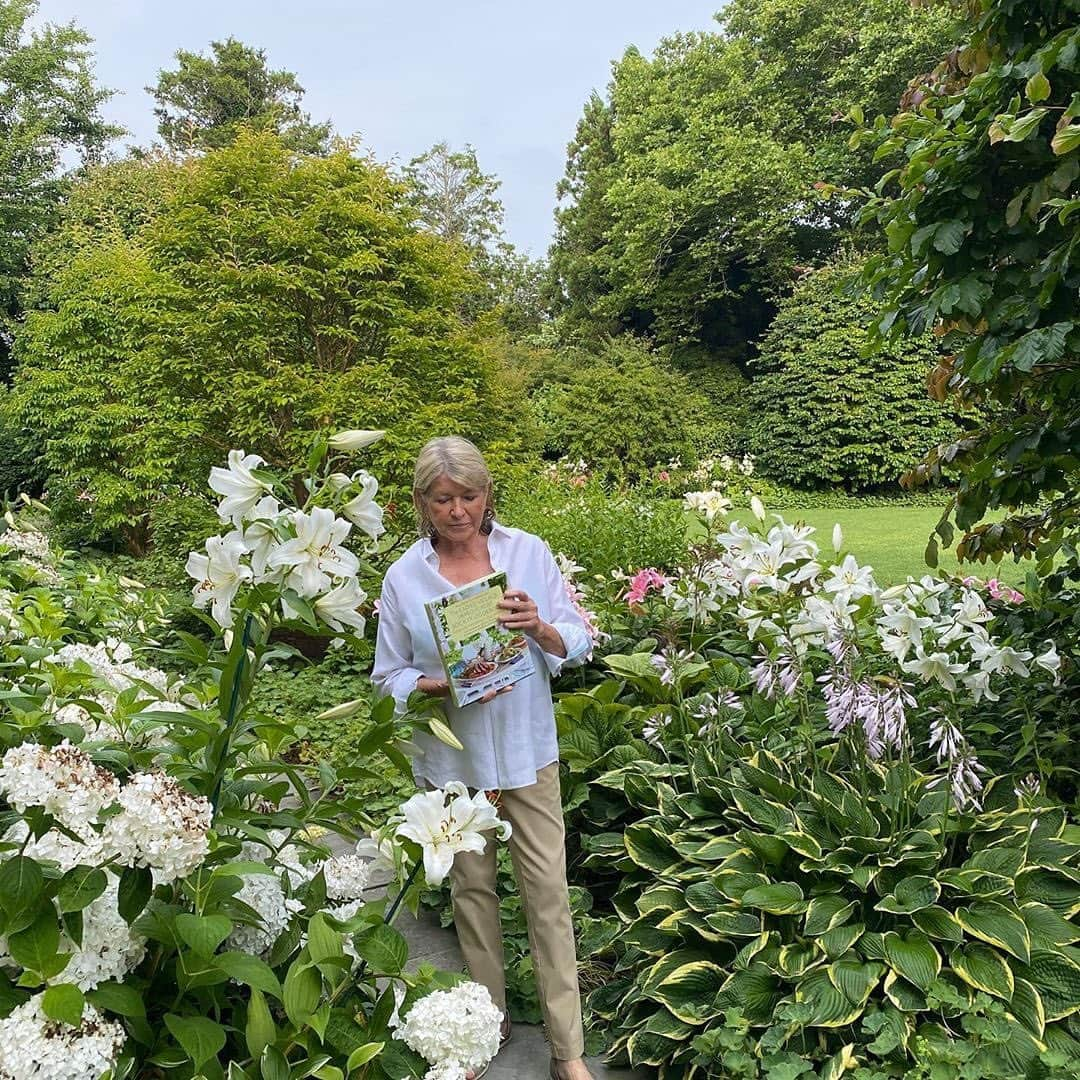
[449,761,585,1060]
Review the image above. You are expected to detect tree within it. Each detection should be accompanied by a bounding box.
[404,141,548,334]
[6,132,519,552]
[745,261,976,490]
[859,0,1080,570]
[149,37,331,154]
[0,0,116,378]
[548,1,963,355]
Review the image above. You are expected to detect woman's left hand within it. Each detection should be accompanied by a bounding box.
[498,589,568,658]
[497,589,543,638]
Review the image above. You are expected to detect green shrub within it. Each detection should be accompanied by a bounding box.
[526,337,708,484]
[9,131,523,551]
[746,262,977,491]
[0,388,44,498]
[586,742,1080,1077]
[500,476,686,576]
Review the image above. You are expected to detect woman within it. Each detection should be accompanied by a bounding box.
[373,436,595,1080]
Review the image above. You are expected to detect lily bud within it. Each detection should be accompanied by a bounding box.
[832,524,843,552]
[329,429,385,452]
[750,495,766,522]
[315,698,368,721]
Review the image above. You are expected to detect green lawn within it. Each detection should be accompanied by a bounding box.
[778,507,1035,587]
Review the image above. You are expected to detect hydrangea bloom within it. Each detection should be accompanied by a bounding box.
[320,853,372,901]
[0,741,120,832]
[103,773,211,884]
[227,871,304,957]
[59,880,147,990]
[50,640,173,700]
[0,995,125,1080]
[395,982,502,1074]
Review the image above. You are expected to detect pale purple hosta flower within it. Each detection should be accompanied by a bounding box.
[1014,773,1041,801]
[693,691,743,736]
[751,650,800,700]
[928,716,986,810]
[929,716,964,763]
[642,710,672,746]
[822,672,912,759]
[650,648,695,687]
[820,669,861,738]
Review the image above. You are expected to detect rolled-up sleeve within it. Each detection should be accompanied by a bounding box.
[371,578,425,713]
[538,542,593,677]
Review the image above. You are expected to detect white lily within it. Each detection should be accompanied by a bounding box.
[1035,640,1062,683]
[241,495,282,580]
[329,429,385,452]
[186,532,253,628]
[394,783,511,887]
[354,831,397,876]
[266,508,359,598]
[209,450,273,526]
[342,471,385,540]
[313,579,368,633]
[901,647,968,691]
[822,554,878,604]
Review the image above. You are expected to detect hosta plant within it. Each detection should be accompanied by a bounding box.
[587,740,1080,1079]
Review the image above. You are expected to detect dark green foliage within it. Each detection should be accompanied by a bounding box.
[859,0,1080,569]
[8,132,520,551]
[524,337,709,483]
[0,387,42,497]
[587,742,1080,1077]
[0,0,117,377]
[548,0,962,353]
[148,36,331,153]
[746,262,975,490]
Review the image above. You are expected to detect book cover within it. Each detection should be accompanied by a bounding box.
[424,570,536,708]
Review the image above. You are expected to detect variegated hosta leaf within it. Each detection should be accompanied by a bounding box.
[950,941,1016,1001]
[714,869,770,902]
[875,874,941,915]
[912,905,965,944]
[651,960,728,1024]
[1021,901,1080,949]
[624,822,682,875]
[736,828,788,866]
[827,959,884,1005]
[778,940,820,978]
[1010,977,1047,1037]
[740,882,807,915]
[623,915,682,956]
[627,1027,682,1067]
[684,880,727,914]
[716,962,780,1024]
[883,970,927,1012]
[1015,868,1080,917]
[819,923,864,960]
[883,931,941,992]
[730,789,797,831]
[637,885,688,917]
[820,1043,859,1080]
[796,969,866,1028]
[956,899,1032,963]
[704,910,764,938]
[641,949,713,996]
[804,895,857,936]
[1015,950,1080,1021]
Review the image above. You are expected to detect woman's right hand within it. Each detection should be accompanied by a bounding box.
[416,675,451,697]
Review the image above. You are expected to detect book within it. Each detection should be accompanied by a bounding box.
[424,570,536,708]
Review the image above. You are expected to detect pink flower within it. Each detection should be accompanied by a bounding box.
[658,470,670,482]
[626,568,669,606]
[987,578,1024,605]
[570,475,587,488]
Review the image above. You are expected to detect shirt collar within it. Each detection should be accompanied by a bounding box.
[421,520,511,565]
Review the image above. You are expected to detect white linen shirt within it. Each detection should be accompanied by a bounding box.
[371,522,591,791]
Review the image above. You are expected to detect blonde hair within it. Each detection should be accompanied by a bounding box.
[413,436,494,538]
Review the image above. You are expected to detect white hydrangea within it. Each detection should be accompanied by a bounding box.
[227,871,303,957]
[394,982,502,1074]
[320,853,371,901]
[0,527,52,564]
[0,741,119,832]
[50,640,172,700]
[58,879,146,991]
[0,994,125,1080]
[0,590,20,641]
[103,773,211,884]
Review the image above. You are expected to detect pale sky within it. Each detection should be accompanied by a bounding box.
[36,1,724,256]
